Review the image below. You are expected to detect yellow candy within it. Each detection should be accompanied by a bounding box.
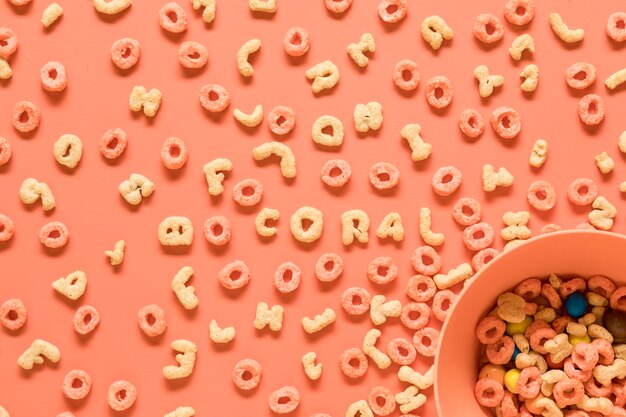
[506,316,533,335]
[504,369,521,394]
[569,334,591,346]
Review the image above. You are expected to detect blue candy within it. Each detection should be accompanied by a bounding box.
[565,292,588,318]
[512,346,520,361]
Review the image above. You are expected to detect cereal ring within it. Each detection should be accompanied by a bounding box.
[589,275,616,298]
[73,305,100,335]
[340,287,372,315]
[368,386,397,416]
[321,159,351,187]
[517,367,542,399]
[566,63,596,90]
[473,14,504,44]
[393,60,419,91]
[432,289,456,322]
[527,180,556,211]
[592,338,614,365]
[268,386,300,414]
[160,137,188,170]
[232,179,263,207]
[0,298,26,330]
[610,286,626,312]
[0,136,12,166]
[283,27,310,57]
[62,369,92,400]
[268,106,296,136]
[474,378,504,407]
[378,0,407,23]
[53,134,82,169]
[406,275,437,302]
[178,41,208,69]
[107,380,136,411]
[476,316,506,345]
[110,38,140,70]
[203,216,231,246]
[567,178,598,206]
[578,94,605,126]
[314,253,343,282]
[529,327,557,355]
[274,261,301,293]
[463,222,494,251]
[0,28,18,59]
[400,302,430,330]
[12,101,41,133]
[410,246,442,276]
[607,12,626,42]
[458,109,485,139]
[559,277,586,298]
[525,319,550,339]
[503,0,535,25]
[369,162,399,190]
[432,166,462,196]
[137,304,167,337]
[564,358,592,382]
[200,84,230,113]
[472,248,499,271]
[324,0,352,14]
[386,338,416,366]
[218,260,251,290]
[159,2,188,33]
[452,197,481,226]
[491,106,521,139]
[485,335,514,365]
[0,214,15,242]
[40,61,67,92]
[340,348,368,378]
[425,76,453,109]
[514,278,541,301]
[584,376,611,398]
[39,221,69,248]
[99,128,128,159]
[232,358,262,390]
[413,327,439,357]
[571,343,599,371]
[367,256,398,285]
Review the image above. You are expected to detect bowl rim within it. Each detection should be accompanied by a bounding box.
[433,229,626,417]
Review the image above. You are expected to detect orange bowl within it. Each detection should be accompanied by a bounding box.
[434,230,626,417]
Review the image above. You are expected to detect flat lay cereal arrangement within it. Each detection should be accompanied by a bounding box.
[1,0,626,416]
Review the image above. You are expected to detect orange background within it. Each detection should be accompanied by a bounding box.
[1,1,626,416]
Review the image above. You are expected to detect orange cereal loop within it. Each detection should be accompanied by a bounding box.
[378,0,407,24]
[199,84,231,113]
[268,386,300,414]
[0,298,26,330]
[431,166,462,196]
[218,260,251,290]
[12,101,41,133]
[268,106,296,136]
[367,386,397,416]
[62,369,92,400]
[462,222,494,251]
[367,256,398,285]
[99,128,128,159]
[0,214,15,242]
[571,343,599,371]
[475,316,506,345]
[314,252,344,282]
[529,327,556,354]
[393,60,419,91]
[39,221,69,249]
[566,62,596,90]
[340,347,368,378]
[491,106,521,139]
[473,14,504,44]
[474,378,504,408]
[583,376,611,398]
[432,289,456,322]
[563,357,592,382]
[589,275,616,298]
[610,287,626,312]
[324,0,352,14]
[472,248,499,271]
[107,380,136,411]
[160,137,188,170]
[369,162,399,190]
[406,274,437,302]
[321,159,351,187]
[517,366,542,399]
[591,338,614,365]
[232,358,262,390]
[137,304,167,337]
[111,38,140,70]
[178,41,208,69]
[159,2,188,33]
[0,137,12,166]
[40,61,67,92]
[0,27,18,59]
[514,277,541,301]
[232,179,263,207]
[558,277,586,298]
[340,287,372,315]
[425,76,453,109]
[386,338,416,366]
[527,180,556,211]
[567,178,598,206]
[458,109,485,139]
[274,261,301,293]
[400,302,430,330]
[485,335,514,365]
[410,246,441,276]
[412,327,439,357]
[203,216,231,246]
[73,305,100,335]
[607,12,626,42]
[503,0,534,25]
[578,94,605,126]
[541,283,562,309]
[283,27,310,57]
